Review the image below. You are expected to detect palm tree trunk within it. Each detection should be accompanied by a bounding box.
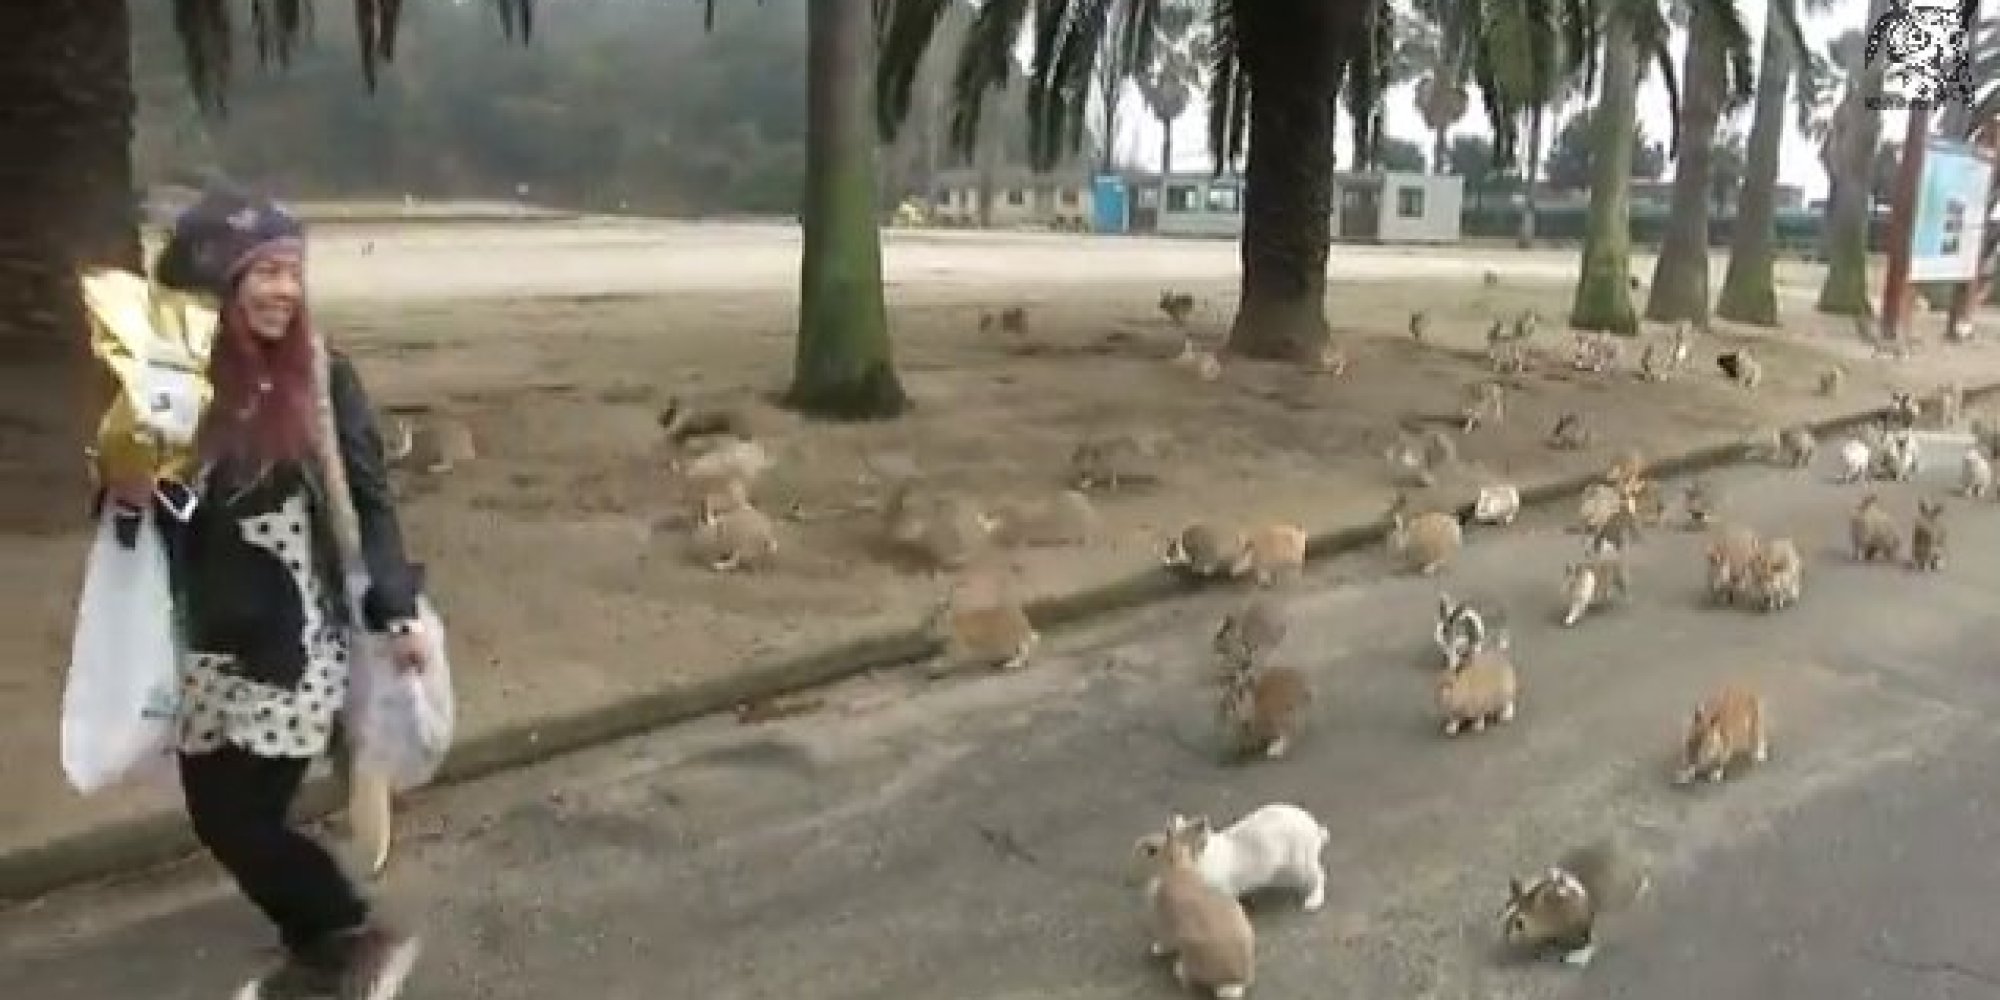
[1158,116,1174,206]
[1517,110,1544,249]
[0,0,142,535]
[1432,126,1450,175]
[1716,5,1792,326]
[1570,20,1642,333]
[1645,5,1729,323]
[1224,0,1342,361]
[787,0,909,418]
[1818,0,1890,316]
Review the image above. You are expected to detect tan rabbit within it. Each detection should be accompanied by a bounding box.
[1070,432,1162,491]
[1461,381,1506,432]
[690,492,780,572]
[1385,496,1462,576]
[1240,522,1308,587]
[1174,337,1224,381]
[1145,814,1257,1000]
[385,413,478,473]
[1220,664,1312,760]
[980,489,1097,547]
[1779,427,1817,469]
[1437,646,1518,736]
[1675,682,1769,785]
[1681,478,1717,529]
[1164,521,1251,579]
[1560,552,1628,627]
[1911,497,1946,571]
[1213,597,1290,675]
[1850,493,1901,563]
[1501,837,1653,967]
[924,595,1039,676]
[1749,537,1803,611]
[885,484,992,569]
[1705,524,1762,605]
[1961,448,1993,498]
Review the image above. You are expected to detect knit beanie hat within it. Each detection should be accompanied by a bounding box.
[154,182,305,298]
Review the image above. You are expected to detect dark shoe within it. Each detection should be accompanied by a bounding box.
[334,924,423,1000]
[232,950,342,1000]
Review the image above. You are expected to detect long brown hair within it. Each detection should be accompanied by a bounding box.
[197,293,318,470]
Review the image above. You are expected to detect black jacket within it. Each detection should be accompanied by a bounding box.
[149,352,423,685]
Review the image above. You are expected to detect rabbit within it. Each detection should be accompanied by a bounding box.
[1638,341,1669,382]
[980,489,1097,547]
[1240,522,1309,587]
[385,412,478,474]
[1675,682,1769,785]
[1850,494,1901,563]
[690,491,780,572]
[1972,413,2000,459]
[1705,524,1762,606]
[979,306,1029,335]
[1435,593,1501,670]
[1818,365,1845,397]
[1133,804,1329,912]
[1779,427,1817,469]
[1667,320,1694,368]
[1069,432,1164,491]
[1386,495,1463,576]
[1717,349,1761,388]
[1547,412,1592,450]
[1159,290,1197,326]
[1489,339,1529,375]
[1878,427,1919,482]
[924,594,1039,676]
[1961,448,1993,499]
[1408,310,1431,342]
[1174,337,1225,382]
[1681,478,1717,530]
[1437,646,1518,737]
[680,437,772,491]
[1386,430,1457,487]
[1213,597,1290,674]
[1560,552,1628,627]
[886,484,992,570]
[1748,537,1803,611]
[1143,814,1257,1000]
[1164,521,1251,580]
[1472,484,1522,526]
[1461,381,1506,432]
[1501,836,1653,967]
[1220,664,1312,760]
[658,396,753,449]
[1929,382,1965,429]
[1887,391,1922,431]
[1576,483,1623,534]
[1314,341,1349,375]
[1589,491,1645,554]
[1836,436,1872,484]
[1912,497,1946,571]
[1605,449,1647,486]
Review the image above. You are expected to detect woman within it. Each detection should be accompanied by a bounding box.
[101,186,429,1000]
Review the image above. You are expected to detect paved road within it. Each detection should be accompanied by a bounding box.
[9,455,2000,999]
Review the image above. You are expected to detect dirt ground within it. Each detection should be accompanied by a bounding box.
[5,223,1996,859]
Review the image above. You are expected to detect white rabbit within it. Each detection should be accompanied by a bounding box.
[1837,438,1871,484]
[1135,803,1329,912]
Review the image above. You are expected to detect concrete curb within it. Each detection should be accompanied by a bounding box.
[4,383,1992,906]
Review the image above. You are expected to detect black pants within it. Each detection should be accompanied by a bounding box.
[180,745,371,954]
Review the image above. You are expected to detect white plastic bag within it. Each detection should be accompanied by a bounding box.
[61,506,182,795]
[344,582,455,792]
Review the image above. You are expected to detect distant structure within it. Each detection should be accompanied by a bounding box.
[1090,169,1464,245]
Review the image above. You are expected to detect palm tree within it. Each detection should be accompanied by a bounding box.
[1134,5,1205,197]
[1569,0,1759,334]
[1452,0,1596,248]
[1404,3,1469,174]
[1714,0,1835,326]
[1642,0,1798,325]
[1815,4,1888,317]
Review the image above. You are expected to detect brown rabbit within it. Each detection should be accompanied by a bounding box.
[981,489,1097,547]
[1386,495,1462,576]
[1749,537,1803,611]
[1069,432,1163,491]
[1213,597,1290,675]
[1165,521,1250,579]
[690,492,779,572]
[925,595,1039,676]
[1705,524,1761,605]
[1675,682,1769,785]
[1239,522,1308,586]
[1911,497,1946,571]
[1220,665,1312,760]
[385,413,478,474]
[1501,837,1653,967]
[1145,814,1257,1000]
[1849,494,1901,563]
[1779,426,1817,469]
[886,485,992,569]
[1437,647,1518,737]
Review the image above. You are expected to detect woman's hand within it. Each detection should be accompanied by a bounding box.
[387,621,430,674]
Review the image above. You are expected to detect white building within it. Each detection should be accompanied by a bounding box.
[1132,170,1462,245]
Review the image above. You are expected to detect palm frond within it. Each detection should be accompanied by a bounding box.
[877,0,961,142]
[1626,0,1684,157]
[1204,0,1248,174]
[939,0,1035,160]
[171,0,534,115]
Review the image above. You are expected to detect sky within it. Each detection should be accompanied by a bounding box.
[1109,0,1888,204]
